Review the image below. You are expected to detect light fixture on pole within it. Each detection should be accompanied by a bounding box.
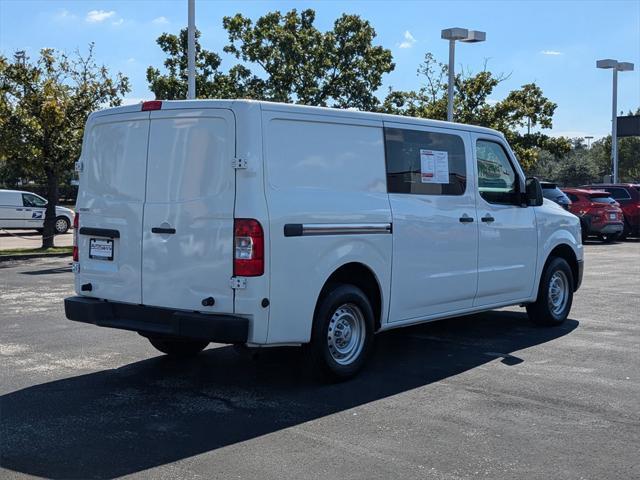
[187,0,196,100]
[584,136,594,149]
[596,59,634,182]
[441,28,486,122]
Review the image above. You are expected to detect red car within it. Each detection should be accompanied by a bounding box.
[580,184,640,239]
[562,188,624,242]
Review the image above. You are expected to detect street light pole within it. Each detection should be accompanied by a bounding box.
[441,28,486,123]
[585,136,593,149]
[447,39,455,122]
[596,59,634,183]
[187,0,196,100]
[611,67,618,182]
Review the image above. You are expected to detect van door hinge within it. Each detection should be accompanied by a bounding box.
[75,161,84,173]
[230,277,247,289]
[232,158,247,169]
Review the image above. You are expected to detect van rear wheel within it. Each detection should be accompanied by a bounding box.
[148,337,209,357]
[305,284,374,381]
[526,257,573,326]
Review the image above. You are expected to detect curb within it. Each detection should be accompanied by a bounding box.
[0,252,72,262]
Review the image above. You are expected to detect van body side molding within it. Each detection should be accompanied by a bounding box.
[284,223,392,237]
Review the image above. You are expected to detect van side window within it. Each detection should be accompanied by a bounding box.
[22,193,47,208]
[384,128,466,195]
[476,140,519,205]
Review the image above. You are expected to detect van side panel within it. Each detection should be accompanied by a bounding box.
[75,112,150,304]
[263,112,392,344]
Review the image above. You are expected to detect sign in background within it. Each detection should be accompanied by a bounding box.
[617,115,640,138]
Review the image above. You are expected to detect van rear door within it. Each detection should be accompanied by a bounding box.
[141,109,236,313]
[76,111,150,304]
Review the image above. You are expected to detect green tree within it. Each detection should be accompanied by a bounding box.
[147,9,394,110]
[0,45,129,247]
[382,53,571,170]
[553,149,600,186]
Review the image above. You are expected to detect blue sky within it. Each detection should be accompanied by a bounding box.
[1,0,638,139]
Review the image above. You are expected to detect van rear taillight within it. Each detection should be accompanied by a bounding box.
[72,212,79,262]
[234,219,264,277]
[141,100,162,111]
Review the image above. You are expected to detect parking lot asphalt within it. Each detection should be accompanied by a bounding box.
[1,241,639,480]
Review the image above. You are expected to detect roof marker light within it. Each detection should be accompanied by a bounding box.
[141,100,162,111]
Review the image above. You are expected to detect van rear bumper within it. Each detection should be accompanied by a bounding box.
[64,296,248,343]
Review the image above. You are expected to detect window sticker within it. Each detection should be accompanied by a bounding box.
[420,149,449,184]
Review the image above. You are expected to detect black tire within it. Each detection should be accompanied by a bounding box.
[600,233,620,243]
[54,216,70,234]
[619,220,631,240]
[148,337,209,357]
[526,257,574,326]
[305,284,374,381]
[579,220,588,242]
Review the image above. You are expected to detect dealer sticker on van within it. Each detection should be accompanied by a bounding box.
[89,238,113,261]
[420,149,449,184]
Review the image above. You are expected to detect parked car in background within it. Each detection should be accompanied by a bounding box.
[562,188,624,242]
[541,181,571,210]
[0,189,74,234]
[579,184,640,239]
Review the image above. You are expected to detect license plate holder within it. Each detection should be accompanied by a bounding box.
[89,238,114,261]
[609,213,616,220]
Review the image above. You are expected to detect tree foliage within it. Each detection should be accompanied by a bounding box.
[382,53,571,170]
[0,45,129,246]
[147,9,394,110]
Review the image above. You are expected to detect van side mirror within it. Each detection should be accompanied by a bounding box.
[525,177,543,207]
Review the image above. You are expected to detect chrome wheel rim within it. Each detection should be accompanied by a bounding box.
[55,218,67,233]
[548,270,569,317]
[327,303,366,366]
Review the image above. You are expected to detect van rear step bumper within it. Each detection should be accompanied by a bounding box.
[64,296,248,343]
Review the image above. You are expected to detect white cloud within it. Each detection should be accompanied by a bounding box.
[398,31,416,49]
[112,18,124,26]
[152,16,169,25]
[127,57,136,63]
[540,50,562,56]
[86,10,116,23]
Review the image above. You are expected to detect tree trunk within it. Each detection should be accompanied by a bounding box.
[42,169,58,249]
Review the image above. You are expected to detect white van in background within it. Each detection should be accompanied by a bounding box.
[65,100,583,380]
[0,189,74,234]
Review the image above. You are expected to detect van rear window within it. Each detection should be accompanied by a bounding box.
[384,127,466,195]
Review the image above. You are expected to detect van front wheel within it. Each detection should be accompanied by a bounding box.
[148,337,209,357]
[526,257,574,326]
[306,284,374,381]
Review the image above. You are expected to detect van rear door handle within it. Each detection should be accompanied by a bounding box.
[481,215,495,223]
[152,227,176,234]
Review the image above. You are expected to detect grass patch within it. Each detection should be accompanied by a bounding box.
[0,246,73,256]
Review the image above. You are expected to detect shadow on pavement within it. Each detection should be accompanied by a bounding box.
[0,311,578,479]
[20,266,72,275]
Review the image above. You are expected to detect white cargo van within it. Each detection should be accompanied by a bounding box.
[0,189,74,234]
[65,100,583,379]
